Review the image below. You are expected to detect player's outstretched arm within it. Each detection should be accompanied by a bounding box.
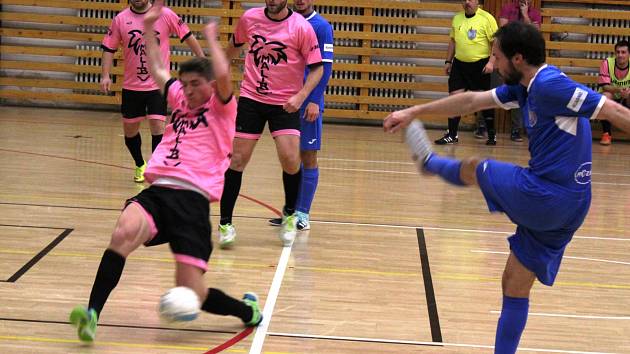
[143,0,171,94]
[203,22,232,102]
[597,98,630,134]
[184,35,206,58]
[384,90,499,133]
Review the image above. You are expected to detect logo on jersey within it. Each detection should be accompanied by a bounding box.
[467,28,477,40]
[324,43,334,52]
[528,110,537,127]
[574,162,592,185]
[248,35,288,95]
[567,87,587,113]
[164,108,209,166]
[127,29,160,82]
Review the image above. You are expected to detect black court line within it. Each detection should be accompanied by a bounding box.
[268,333,443,348]
[2,228,73,283]
[0,223,69,230]
[417,228,443,343]
[0,317,237,335]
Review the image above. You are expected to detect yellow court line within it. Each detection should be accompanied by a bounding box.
[1,249,628,289]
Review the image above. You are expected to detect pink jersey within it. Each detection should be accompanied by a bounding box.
[144,79,237,201]
[102,6,192,91]
[233,7,322,105]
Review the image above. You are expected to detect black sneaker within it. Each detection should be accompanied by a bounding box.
[268,217,283,226]
[434,133,458,145]
[510,130,524,142]
[486,135,497,145]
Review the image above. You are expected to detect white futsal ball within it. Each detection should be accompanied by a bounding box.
[159,286,201,322]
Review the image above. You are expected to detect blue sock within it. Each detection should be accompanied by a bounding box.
[296,167,319,214]
[495,296,529,354]
[424,154,465,186]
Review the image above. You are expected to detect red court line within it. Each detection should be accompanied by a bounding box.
[204,327,254,354]
[0,148,132,170]
[239,193,281,216]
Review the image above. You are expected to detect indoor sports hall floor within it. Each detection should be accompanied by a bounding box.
[1,106,629,353]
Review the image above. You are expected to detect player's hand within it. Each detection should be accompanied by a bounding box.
[203,21,218,41]
[283,94,305,113]
[620,88,630,99]
[100,76,112,93]
[384,108,413,133]
[303,102,320,122]
[144,0,163,27]
[482,61,494,74]
[444,62,452,75]
[519,0,529,14]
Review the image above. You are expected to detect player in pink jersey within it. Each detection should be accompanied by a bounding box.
[69,3,261,343]
[218,0,324,248]
[101,0,205,183]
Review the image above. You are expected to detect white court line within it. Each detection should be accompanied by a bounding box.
[490,310,630,320]
[318,157,630,177]
[266,331,615,354]
[311,220,630,242]
[248,245,292,354]
[471,250,630,266]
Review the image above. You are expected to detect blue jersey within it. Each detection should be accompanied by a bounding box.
[303,11,333,109]
[492,65,606,191]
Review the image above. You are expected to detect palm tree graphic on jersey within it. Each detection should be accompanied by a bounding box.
[128,29,160,82]
[248,34,288,94]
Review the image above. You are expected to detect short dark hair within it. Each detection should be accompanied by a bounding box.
[178,57,214,81]
[494,22,546,66]
[614,39,629,51]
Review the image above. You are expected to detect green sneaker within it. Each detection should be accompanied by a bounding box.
[69,306,98,342]
[242,292,263,327]
[218,223,236,249]
[134,161,147,183]
[279,214,297,247]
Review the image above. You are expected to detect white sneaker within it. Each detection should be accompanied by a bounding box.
[405,120,434,172]
[279,214,297,247]
[218,223,236,249]
[296,211,310,231]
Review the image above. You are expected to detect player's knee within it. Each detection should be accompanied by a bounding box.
[109,222,137,255]
[229,151,250,171]
[300,151,317,168]
[460,157,483,185]
[501,270,533,298]
[279,153,300,173]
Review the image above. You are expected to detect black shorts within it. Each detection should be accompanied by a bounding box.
[125,186,212,271]
[235,96,301,139]
[448,58,492,93]
[121,89,167,120]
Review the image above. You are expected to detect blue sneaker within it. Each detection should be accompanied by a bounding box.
[296,211,310,231]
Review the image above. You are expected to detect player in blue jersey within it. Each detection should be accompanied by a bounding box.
[269,0,334,231]
[384,22,630,353]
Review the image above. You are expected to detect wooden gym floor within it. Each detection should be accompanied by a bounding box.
[0,106,628,353]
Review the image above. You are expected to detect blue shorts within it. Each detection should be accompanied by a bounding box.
[299,108,322,151]
[476,159,591,286]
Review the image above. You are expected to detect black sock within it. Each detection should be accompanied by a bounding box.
[602,120,612,134]
[448,117,461,137]
[484,110,495,138]
[282,170,302,216]
[124,133,144,167]
[88,249,126,317]
[151,134,163,152]
[201,288,253,322]
[220,168,243,225]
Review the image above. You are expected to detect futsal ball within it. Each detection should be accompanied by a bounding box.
[159,286,201,322]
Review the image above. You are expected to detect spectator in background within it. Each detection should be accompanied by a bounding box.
[499,0,542,142]
[597,39,630,145]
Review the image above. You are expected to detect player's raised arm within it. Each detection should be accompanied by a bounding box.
[384,90,500,133]
[203,22,232,102]
[143,0,171,94]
